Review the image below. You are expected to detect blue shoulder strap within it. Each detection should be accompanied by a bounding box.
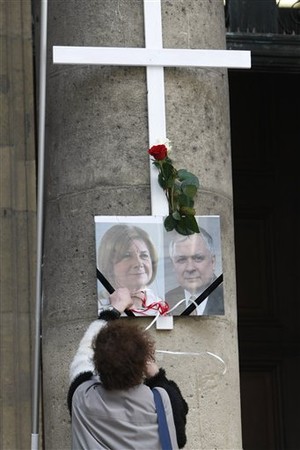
[153,388,173,450]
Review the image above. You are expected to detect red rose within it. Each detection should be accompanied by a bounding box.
[148,144,168,161]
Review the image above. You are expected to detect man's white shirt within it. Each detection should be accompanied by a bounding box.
[184,290,208,315]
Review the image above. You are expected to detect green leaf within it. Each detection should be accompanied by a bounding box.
[178,170,199,186]
[162,162,176,179]
[181,184,198,198]
[172,211,181,221]
[177,169,190,180]
[173,181,181,194]
[183,215,200,233]
[152,161,161,170]
[180,176,199,188]
[164,214,176,231]
[179,206,196,216]
[173,215,200,236]
[177,193,194,207]
[175,225,189,235]
[174,220,192,235]
[166,177,176,188]
[156,160,200,236]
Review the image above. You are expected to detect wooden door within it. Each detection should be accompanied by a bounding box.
[229,71,300,450]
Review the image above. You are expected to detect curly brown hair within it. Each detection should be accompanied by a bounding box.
[93,321,156,390]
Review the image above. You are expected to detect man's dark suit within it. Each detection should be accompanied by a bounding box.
[165,283,224,315]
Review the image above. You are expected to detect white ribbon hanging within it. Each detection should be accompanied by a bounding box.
[155,349,227,375]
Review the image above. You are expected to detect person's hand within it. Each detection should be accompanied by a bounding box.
[144,360,159,378]
[130,290,146,309]
[109,288,134,314]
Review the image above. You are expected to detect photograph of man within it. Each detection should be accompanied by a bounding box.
[165,226,224,315]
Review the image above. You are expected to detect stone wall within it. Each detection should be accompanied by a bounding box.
[42,1,242,449]
[0,1,37,448]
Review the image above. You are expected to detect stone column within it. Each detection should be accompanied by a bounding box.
[0,0,36,448]
[42,1,242,448]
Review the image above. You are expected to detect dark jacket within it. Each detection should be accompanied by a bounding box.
[166,282,224,315]
[67,319,188,449]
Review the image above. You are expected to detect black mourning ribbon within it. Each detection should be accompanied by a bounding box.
[96,268,135,317]
[180,274,223,316]
[97,268,223,318]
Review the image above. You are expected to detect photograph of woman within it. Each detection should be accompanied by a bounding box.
[95,219,168,317]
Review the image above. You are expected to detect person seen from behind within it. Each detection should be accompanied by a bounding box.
[68,287,188,449]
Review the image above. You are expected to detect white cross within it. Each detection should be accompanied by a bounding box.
[53,0,251,217]
[53,1,250,328]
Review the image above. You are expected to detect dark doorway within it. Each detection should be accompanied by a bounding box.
[228,69,300,450]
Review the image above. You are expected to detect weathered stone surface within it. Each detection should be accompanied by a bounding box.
[0,1,36,448]
[42,1,242,449]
